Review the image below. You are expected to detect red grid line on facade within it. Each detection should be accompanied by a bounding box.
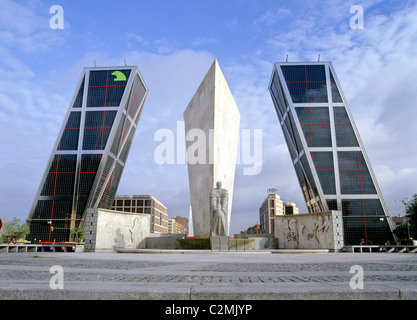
[130,82,143,117]
[117,122,131,149]
[100,170,118,208]
[301,123,330,126]
[101,172,119,184]
[285,81,326,83]
[84,127,112,130]
[58,127,80,150]
[104,71,109,107]
[48,172,74,174]
[87,85,125,88]
[335,123,359,146]
[301,123,350,126]
[343,217,381,221]
[100,176,111,209]
[356,151,364,194]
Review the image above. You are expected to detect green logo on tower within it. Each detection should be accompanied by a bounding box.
[112,71,126,82]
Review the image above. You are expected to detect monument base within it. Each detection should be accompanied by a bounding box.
[177,238,210,250]
[210,236,229,251]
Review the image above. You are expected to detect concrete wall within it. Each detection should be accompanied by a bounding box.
[145,234,186,249]
[274,211,344,251]
[85,208,150,252]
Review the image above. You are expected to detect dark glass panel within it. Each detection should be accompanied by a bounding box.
[326,199,338,211]
[311,152,336,194]
[58,112,81,150]
[329,70,343,103]
[335,125,358,147]
[338,151,367,171]
[281,65,328,103]
[72,76,85,108]
[286,82,307,103]
[305,65,326,82]
[28,199,72,242]
[99,162,123,209]
[281,65,305,82]
[287,112,303,153]
[282,125,298,160]
[87,70,131,107]
[78,154,101,197]
[338,152,376,195]
[316,171,336,194]
[296,107,331,147]
[334,107,358,147]
[306,82,328,103]
[342,199,394,245]
[339,171,362,194]
[82,111,117,150]
[41,155,77,197]
[300,154,318,196]
[269,72,285,120]
[86,87,105,107]
[88,70,108,87]
[105,86,126,107]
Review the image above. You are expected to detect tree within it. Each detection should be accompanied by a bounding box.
[405,194,417,240]
[393,224,409,242]
[2,218,30,243]
[70,227,85,243]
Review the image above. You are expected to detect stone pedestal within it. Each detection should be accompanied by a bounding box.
[210,236,229,251]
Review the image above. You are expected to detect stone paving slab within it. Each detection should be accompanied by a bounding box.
[0,251,416,300]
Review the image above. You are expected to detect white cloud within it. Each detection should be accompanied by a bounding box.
[253,8,291,27]
[127,33,150,46]
[192,37,219,47]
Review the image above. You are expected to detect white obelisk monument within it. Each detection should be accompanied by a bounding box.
[184,59,240,238]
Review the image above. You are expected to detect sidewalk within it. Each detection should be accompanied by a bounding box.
[0,251,416,300]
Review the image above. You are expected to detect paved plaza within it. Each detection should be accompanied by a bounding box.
[0,250,416,300]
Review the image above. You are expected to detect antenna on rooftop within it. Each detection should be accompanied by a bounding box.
[286,55,288,62]
[94,60,97,67]
[124,59,127,66]
[318,54,321,62]
[267,188,278,194]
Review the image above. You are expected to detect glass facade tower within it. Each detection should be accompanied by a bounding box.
[268,61,394,245]
[27,66,148,242]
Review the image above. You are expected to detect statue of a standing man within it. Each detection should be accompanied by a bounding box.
[210,181,229,236]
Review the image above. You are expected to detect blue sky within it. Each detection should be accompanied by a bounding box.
[1,0,417,235]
